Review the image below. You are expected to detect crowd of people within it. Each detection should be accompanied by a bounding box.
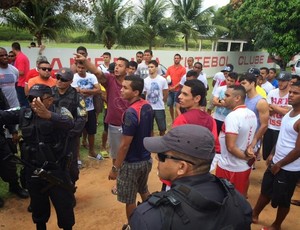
[0,43,300,230]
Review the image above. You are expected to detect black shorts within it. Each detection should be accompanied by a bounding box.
[262,128,279,160]
[85,110,97,135]
[261,165,300,208]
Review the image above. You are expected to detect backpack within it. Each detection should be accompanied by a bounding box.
[147,177,252,230]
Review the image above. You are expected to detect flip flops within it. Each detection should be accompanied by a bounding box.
[291,199,300,206]
[111,185,118,195]
[88,154,103,161]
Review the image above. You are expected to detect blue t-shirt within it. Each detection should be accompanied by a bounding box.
[122,99,153,162]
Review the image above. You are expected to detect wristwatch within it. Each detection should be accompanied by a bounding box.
[112,165,120,173]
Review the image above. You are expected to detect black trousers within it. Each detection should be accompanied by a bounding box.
[27,169,75,229]
[0,139,19,186]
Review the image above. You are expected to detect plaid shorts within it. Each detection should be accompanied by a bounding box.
[117,159,152,204]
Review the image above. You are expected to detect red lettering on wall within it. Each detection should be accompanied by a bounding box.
[211,57,218,67]
[50,58,63,71]
[203,57,210,68]
[260,55,264,64]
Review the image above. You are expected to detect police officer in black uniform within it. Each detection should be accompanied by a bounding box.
[129,125,252,230]
[0,84,75,230]
[0,88,29,208]
[52,67,86,186]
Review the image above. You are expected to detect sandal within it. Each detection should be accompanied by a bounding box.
[88,154,103,161]
[291,199,300,206]
[111,186,118,195]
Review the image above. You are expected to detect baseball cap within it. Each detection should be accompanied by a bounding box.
[221,66,232,72]
[277,72,292,81]
[143,124,215,160]
[108,63,115,73]
[56,67,73,81]
[28,84,53,97]
[247,67,260,76]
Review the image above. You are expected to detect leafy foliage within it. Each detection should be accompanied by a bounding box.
[3,0,85,45]
[169,0,216,50]
[218,0,300,69]
[93,0,133,49]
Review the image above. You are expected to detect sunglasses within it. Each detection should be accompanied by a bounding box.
[8,55,15,58]
[56,75,69,82]
[157,152,195,165]
[0,54,8,57]
[27,95,53,103]
[40,67,52,71]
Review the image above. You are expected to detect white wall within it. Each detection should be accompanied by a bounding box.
[4,47,276,77]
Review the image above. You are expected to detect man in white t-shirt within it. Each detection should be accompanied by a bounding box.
[216,85,257,197]
[262,72,291,160]
[98,52,111,73]
[212,72,238,135]
[143,60,168,136]
[207,65,232,114]
[180,62,208,90]
[136,49,162,79]
[252,80,300,230]
[260,67,274,94]
[72,62,102,160]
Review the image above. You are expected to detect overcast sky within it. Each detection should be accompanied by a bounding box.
[203,0,230,9]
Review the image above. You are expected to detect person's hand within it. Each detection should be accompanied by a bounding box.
[108,170,117,180]
[73,53,86,63]
[270,163,281,175]
[245,146,255,160]
[32,97,51,119]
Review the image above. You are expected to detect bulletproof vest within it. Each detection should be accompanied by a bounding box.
[19,108,65,166]
[147,178,252,230]
[52,87,79,118]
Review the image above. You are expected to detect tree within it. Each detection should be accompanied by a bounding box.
[231,0,300,69]
[130,0,174,50]
[169,0,215,51]
[93,0,132,49]
[3,0,83,46]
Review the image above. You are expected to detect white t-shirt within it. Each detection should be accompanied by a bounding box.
[72,73,98,111]
[218,106,257,172]
[136,62,162,79]
[261,81,274,94]
[213,85,231,121]
[98,64,109,74]
[266,88,290,130]
[180,72,208,89]
[0,64,19,108]
[212,72,225,95]
[273,110,300,171]
[144,75,168,110]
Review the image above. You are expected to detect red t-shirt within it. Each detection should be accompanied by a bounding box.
[173,109,220,153]
[14,52,30,87]
[166,65,186,91]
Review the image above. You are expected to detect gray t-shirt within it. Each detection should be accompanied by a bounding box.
[0,64,19,108]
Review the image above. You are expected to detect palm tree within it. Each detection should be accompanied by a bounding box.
[133,0,173,49]
[4,0,78,46]
[93,0,132,49]
[170,0,215,50]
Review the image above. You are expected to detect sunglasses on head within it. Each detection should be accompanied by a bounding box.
[56,75,69,82]
[40,67,52,71]
[157,152,195,165]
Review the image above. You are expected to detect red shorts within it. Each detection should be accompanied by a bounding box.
[215,166,251,196]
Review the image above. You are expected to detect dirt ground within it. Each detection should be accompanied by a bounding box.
[0,156,300,230]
